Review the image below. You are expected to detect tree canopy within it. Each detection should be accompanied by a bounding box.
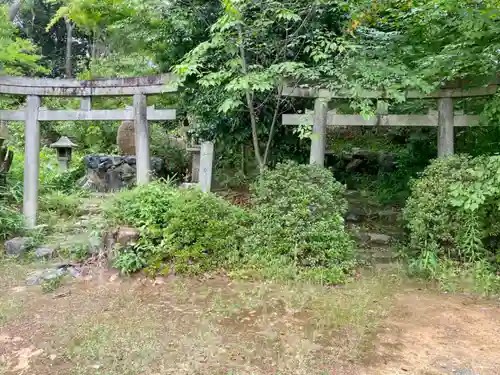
[2,0,500,167]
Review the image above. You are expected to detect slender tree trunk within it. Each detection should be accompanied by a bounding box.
[263,88,282,166]
[8,0,23,21]
[64,17,74,78]
[237,26,264,173]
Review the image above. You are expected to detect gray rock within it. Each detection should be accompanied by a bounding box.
[35,246,55,259]
[367,233,391,245]
[116,227,139,247]
[179,182,197,189]
[376,210,399,221]
[67,266,81,278]
[26,268,67,285]
[355,232,371,243]
[345,208,364,223]
[4,237,32,257]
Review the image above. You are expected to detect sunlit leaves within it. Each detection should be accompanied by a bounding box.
[219,97,244,113]
[0,6,45,75]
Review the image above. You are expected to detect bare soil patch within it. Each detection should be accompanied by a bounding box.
[364,291,500,375]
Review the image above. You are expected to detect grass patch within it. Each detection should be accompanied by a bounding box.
[39,191,89,218]
[0,262,404,375]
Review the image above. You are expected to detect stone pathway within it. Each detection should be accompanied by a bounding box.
[345,190,402,266]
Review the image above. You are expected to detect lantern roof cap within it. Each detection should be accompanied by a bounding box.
[50,136,77,149]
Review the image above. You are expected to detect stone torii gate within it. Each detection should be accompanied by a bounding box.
[281,82,500,165]
[0,74,179,228]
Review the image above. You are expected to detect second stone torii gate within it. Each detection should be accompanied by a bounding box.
[0,75,180,228]
[281,82,500,165]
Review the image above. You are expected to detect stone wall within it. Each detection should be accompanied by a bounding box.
[81,155,163,192]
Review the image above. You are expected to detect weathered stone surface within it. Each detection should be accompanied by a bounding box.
[117,227,140,247]
[26,264,91,285]
[354,231,371,243]
[345,207,365,223]
[117,120,136,155]
[100,226,141,259]
[81,155,163,192]
[26,268,66,285]
[35,246,55,259]
[4,237,32,257]
[367,232,392,245]
[179,182,197,189]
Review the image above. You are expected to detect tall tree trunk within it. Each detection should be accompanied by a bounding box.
[8,0,23,21]
[64,17,74,78]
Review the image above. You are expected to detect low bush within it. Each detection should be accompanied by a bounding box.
[242,161,356,284]
[150,124,189,179]
[404,155,500,265]
[104,179,178,228]
[403,154,500,293]
[106,164,356,283]
[43,156,86,194]
[105,181,249,275]
[155,188,250,274]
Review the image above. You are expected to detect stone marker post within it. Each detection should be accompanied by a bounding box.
[199,141,214,193]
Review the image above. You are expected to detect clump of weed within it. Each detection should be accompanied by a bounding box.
[41,274,65,293]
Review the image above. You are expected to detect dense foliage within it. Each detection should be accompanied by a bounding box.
[403,155,500,292]
[105,181,250,275]
[0,204,23,240]
[0,5,43,75]
[2,0,500,294]
[105,167,356,283]
[243,162,355,283]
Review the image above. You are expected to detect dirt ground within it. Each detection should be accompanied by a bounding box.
[364,292,500,375]
[0,263,499,375]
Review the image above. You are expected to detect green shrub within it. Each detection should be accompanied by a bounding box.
[105,181,249,275]
[43,156,86,194]
[104,179,178,228]
[0,204,23,240]
[157,188,250,274]
[150,124,189,178]
[106,165,356,283]
[404,155,500,294]
[404,155,500,267]
[243,161,356,284]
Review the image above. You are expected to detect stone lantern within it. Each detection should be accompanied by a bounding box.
[50,136,77,171]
